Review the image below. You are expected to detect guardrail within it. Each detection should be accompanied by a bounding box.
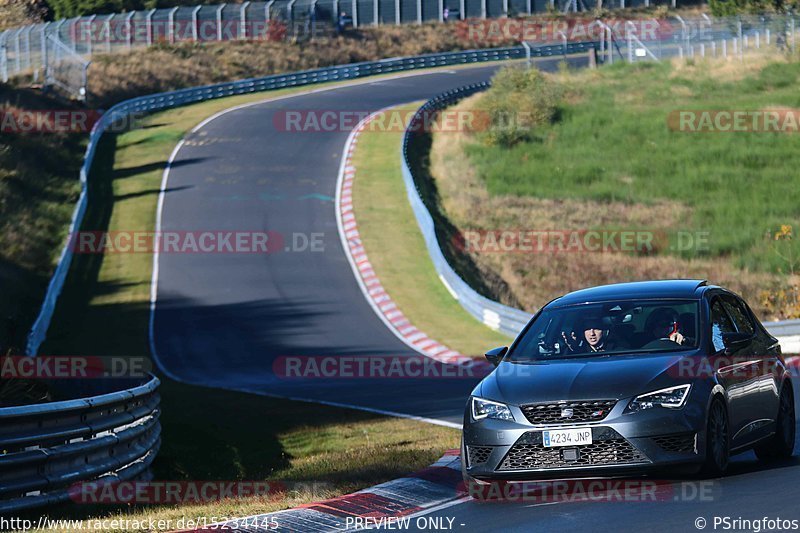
[0,375,161,513]
[26,44,545,356]
[400,82,800,341]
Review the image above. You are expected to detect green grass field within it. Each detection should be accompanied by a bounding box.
[350,105,511,356]
[465,56,800,273]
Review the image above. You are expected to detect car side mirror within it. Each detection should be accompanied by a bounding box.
[484,346,508,367]
[721,332,753,353]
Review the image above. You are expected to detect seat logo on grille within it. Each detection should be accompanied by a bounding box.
[560,408,574,418]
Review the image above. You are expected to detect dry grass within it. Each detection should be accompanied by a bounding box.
[428,91,782,318]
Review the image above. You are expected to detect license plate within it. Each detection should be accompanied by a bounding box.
[542,428,592,447]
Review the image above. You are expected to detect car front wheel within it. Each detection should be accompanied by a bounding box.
[701,397,730,477]
[755,383,796,461]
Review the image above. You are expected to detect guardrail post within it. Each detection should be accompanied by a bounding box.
[146,9,156,46]
[241,2,250,39]
[126,12,135,49]
[216,4,225,41]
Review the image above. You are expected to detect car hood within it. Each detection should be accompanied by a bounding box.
[476,351,697,405]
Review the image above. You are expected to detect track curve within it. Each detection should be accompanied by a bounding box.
[150,58,800,530]
[150,62,552,426]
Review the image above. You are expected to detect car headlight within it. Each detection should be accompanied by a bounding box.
[627,385,692,412]
[471,397,515,421]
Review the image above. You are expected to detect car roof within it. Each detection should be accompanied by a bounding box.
[548,280,710,308]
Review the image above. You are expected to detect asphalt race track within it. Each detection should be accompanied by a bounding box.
[150,62,552,425]
[150,58,800,530]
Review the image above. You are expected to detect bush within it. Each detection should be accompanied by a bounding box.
[480,66,561,147]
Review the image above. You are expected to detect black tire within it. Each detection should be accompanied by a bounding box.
[755,383,796,461]
[701,397,730,477]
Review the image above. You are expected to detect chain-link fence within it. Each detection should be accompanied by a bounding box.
[1,5,797,99]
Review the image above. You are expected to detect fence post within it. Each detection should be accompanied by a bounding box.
[353,0,359,27]
[241,2,250,39]
[416,0,422,24]
[167,7,178,43]
[146,9,156,46]
[85,15,96,56]
[526,0,531,15]
[126,12,135,49]
[13,29,22,76]
[375,0,380,26]
[481,0,486,19]
[191,6,201,41]
[396,0,401,24]
[791,17,796,54]
[216,4,225,41]
[23,26,33,71]
[0,32,7,83]
[40,23,48,79]
[460,0,465,18]
[438,0,443,22]
[105,14,114,52]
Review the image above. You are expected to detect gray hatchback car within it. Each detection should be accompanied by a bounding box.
[462,280,795,489]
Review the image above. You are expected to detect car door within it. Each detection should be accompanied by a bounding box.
[722,294,780,444]
[707,295,752,447]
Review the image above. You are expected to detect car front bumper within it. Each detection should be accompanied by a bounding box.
[462,396,708,480]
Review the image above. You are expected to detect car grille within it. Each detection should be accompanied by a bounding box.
[652,433,696,453]
[497,427,648,471]
[467,445,493,466]
[520,400,617,425]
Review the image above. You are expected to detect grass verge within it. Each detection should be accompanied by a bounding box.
[426,50,800,319]
[350,104,511,356]
[30,80,461,529]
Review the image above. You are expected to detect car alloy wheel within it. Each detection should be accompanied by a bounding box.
[703,398,730,476]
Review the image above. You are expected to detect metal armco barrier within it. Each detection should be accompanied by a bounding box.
[400,80,800,341]
[400,81,531,338]
[25,44,584,356]
[0,375,161,513]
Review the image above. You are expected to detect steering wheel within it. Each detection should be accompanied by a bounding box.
[641,338,679,350]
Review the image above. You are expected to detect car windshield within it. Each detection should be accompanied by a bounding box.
[507,299,700,362]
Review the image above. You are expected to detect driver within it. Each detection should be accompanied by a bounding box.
[644,307,693,346]
[562,316,627,354]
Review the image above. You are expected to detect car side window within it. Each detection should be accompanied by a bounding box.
[722,297,755,335]
[710,299,736,352]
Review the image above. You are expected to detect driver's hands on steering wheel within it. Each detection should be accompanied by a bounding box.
[668,331,685,345]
